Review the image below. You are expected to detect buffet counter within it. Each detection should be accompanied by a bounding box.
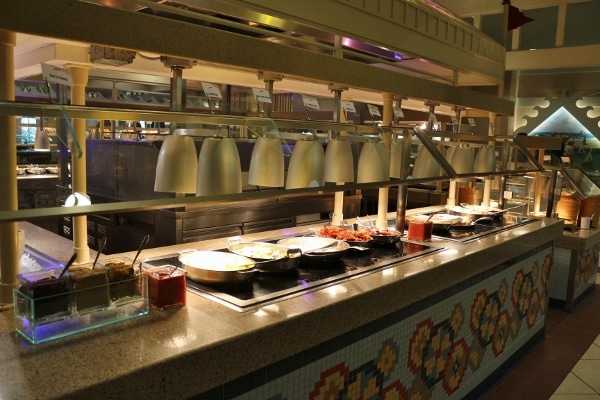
[550,225,600,310]
[0,211,563,400]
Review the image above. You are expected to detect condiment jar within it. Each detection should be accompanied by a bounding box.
[144,266,186,310]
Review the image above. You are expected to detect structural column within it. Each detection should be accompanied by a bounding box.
[377,93,394,228]
[68,65,90,263]
[0,30,18,308]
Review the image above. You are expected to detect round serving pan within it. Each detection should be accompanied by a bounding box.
[406,214,468,232]
[277,237,348,267]
[448,217,495,232]
[446,204,507,220]
[370,230,401,246]
[228,242,302,273]
[178,250,256,284]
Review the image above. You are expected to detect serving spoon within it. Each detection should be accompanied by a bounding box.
[131,234,150,273]
[58,253,78,279]
[92,237,107,269]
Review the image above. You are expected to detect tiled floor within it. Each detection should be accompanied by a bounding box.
[481,284,600,400]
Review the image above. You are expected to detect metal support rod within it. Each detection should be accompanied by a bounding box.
[332,89,342,125]
[452,106,465,133]
[425,101,439,131]
[546,169,558,218]
[170,67,185,114]
[396,131,413,234]
[263,79,274,118]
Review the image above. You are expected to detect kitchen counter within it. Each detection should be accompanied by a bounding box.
[550,225,600,310]
[0,211,564,400]
[555,224,600,251]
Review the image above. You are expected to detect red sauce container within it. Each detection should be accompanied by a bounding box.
[144,266,186,310]
[407,221,433,241]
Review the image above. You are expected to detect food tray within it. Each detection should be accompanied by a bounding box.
[13,271,148,345]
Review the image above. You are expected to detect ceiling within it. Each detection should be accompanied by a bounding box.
[9,0,508,117]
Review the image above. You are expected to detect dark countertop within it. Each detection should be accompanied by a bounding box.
[0,212,564,399]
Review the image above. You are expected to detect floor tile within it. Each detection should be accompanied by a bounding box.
[595,335,600,347]
[581,343,600,360]
[554,373,597,395]
[572,359,600,393]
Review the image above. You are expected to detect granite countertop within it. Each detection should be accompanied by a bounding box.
[554,224,600,251]
[0,212,564,400]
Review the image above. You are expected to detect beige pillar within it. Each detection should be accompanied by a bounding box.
[329,85,348,226]
[68,65,90,263]
[376,93,394,228]
[0,30,18,308]
[482,112,497,207]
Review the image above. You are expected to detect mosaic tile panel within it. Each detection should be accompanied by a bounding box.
[573,243,599,299]
[194,245,553,400]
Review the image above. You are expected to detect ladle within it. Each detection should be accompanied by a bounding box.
[92,237,106,269]
[132,234,150,273]
[58,253,78,279]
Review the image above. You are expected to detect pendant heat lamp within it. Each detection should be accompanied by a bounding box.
[450,145,475,182]
[412,145,441,179]
[445,145,456,165]
[357,142,389,183]
[324,140,354,183]
[286,140,324,189]
[154,134,198,193]
[248,136,284,187]
[474,146,497,179]
[196,137,242,196]
[34,129,50,150]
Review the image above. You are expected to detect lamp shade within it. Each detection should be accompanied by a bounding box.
[389,139,403,178]
[196,138,242,196]
[64,192,91,207]
[474,146,497,179]
[154,135,198,193]
[34,129,50,150]
[357,142,389,183]
[450,145,475,182]
[248,136,284,187]
[445,145,456,164]
[324,140,354,183]
[286,140,324,189]
[412,145,440,179]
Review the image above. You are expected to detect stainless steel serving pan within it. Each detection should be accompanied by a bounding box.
[179,250,255,284]
[370,230,401,246]
[227,242,302,273]
[446,204,507,220]
[277,237,348,267]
